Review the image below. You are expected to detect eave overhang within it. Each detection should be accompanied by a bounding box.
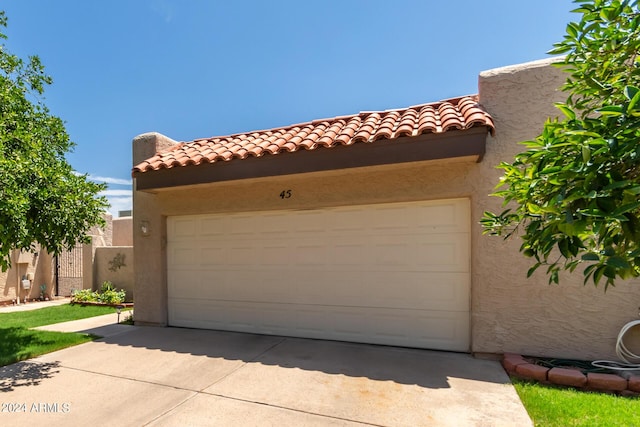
[133,126,489,191]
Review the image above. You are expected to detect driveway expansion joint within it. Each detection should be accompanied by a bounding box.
[141,393,200,427]
[197,336,289,392]
[197,390,385,427]
[57,364,203,393]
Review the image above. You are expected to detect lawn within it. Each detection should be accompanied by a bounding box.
[0,304,121,366]
[513,378,640,427]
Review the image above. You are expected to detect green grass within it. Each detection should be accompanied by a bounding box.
[0,328,97,366]
[0,304,120,366]
[513,378,640,427]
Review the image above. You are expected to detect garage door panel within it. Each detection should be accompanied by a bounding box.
[170,246,200,266]
[358,272,468,311]
[258,245,290,266]
[416,237,468,272]
[250,274,297,302]
[413,203,468,232]
[328,208,366,232]
[168,198,470,351]
[365,206,413,230]
[201,247,226,266]
[256,213,293,235]
[168,270,206,299]
[179,270,467,311]
[210,271,283,302]
[293,243,327,266]
[228,215,260,236]
[330,242,369,266]
[169,299,212,327]
[169,299,468,351]
[226,305,264,330]
[292,211,328,232]
[417,241,458,268]
[170,218,197,239]
[200,217,227,237]
[291,271,467,311]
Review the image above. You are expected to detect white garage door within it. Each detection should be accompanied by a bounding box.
[167,198,470,351]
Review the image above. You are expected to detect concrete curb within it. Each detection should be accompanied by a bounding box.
[33,312,136,338]
[0,298,71,312]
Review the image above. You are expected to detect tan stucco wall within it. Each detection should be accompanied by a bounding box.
[1,214,116,303]
[93,246,134,301]
[473,58,640,360]
[112,217,133,246]
[0,249,54,303]
[132,58,640,359]
[92,213,113,247]
[133,133,176,325]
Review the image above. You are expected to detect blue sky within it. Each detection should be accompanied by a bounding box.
[3,0,575,215]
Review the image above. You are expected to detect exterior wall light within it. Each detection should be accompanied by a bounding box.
[140,220,150,237]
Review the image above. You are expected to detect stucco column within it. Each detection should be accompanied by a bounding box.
[471,58,567,355]
[132,133,178,326]
[82,240,95,291]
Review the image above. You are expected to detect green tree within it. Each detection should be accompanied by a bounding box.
[0,11,107,270]
[481,0,640,289]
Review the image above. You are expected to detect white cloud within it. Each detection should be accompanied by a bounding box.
[89,175,132,186]
[105,196,132,217]
[73,173,133,216]
[100,189,132,197]
[98,189,132,216]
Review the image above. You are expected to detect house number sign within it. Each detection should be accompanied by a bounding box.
[279,190,292,199]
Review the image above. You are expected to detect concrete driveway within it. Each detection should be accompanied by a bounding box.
[0,326,531,426]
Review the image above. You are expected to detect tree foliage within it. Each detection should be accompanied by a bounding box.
[0,11,108,270]
[481,0,640,289]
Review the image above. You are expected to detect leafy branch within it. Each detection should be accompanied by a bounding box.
[0,11,108,271]
[482,0,640,289]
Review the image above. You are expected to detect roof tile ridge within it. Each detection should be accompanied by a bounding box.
[369,94,480,115]
[181,94,481,144]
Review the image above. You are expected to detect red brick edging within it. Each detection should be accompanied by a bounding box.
[70,301,134,308]
[503,353,640,395]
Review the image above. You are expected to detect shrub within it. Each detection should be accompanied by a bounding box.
[100,281,115,293]
[98,288,126,305]
[71,282,127,304]
[121,312,134,325]
[71,289,99,303]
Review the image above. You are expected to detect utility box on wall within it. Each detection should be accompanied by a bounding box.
[0,248,54,304]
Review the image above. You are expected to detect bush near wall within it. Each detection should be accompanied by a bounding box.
[72,282,127,305]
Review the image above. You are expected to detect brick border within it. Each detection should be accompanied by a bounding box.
[69,301,134,308]
[502,353,640,395]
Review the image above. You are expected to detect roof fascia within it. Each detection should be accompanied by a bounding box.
[134,127,489,191]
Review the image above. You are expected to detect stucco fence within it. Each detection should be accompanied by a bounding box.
[91,246,134,302]
[87,216,134,301]
[0,215,134,305]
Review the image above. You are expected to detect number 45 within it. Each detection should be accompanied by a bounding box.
[279,190,292,199]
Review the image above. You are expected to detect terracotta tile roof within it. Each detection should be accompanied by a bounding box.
[133,95,494,174]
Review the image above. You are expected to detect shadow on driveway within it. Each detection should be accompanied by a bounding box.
[98,326,508,389]
[1,326,531,426]
[0,360,62,392]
